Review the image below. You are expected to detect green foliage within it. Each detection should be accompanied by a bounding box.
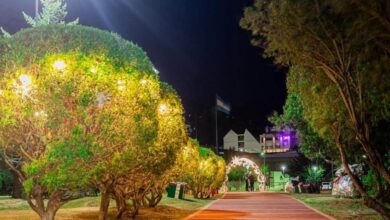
[269,93,338,161]
[23,0,78,27]
[241,2,390,216]
[0,25,155,74]
[198,147,215,158]
[228,166,246,181]
[304,166,325,183]
[0,169,12,190]
[260,164,269,176]
[0,24,182,219]
[185,145,226,199]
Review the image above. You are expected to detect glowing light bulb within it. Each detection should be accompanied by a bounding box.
[53,60,66,71]
[15,74,33,99]
[117,80,125,91]
[159,104,168,114]
[90,66,97,74]
[34,110,47,118]
[19,74,32,86]
[141,79,147,85]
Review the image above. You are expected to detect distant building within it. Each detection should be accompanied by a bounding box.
[222,126,304,180]
[259,126,298,153]
[223,129,261,153]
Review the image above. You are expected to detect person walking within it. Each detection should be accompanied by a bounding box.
[249,173,255,192]
[245,173,249,192]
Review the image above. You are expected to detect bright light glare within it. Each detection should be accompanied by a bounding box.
[16,74,33,99]
[312,166,318,171]
[281,165,286,170]
[53,60,66,71]
[159,104,168,114]
[141,79,147,85]
[34,110,47,118]
[20,74,32,86]
[90,66,97,74]
[117,80,125,91]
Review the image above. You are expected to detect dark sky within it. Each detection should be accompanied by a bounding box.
[0,0,287,146]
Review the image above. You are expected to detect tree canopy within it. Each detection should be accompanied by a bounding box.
[241,0,390,216]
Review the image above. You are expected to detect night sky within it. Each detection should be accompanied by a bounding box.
[0,0,287,146]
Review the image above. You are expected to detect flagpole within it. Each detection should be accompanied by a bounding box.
[215,103,218,154]
[35,0,39,17]
[215,107,218,155]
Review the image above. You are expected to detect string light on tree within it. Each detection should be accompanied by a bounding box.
[90,66,97,74]
[15,74,33,99]
[117,80,125,91]
[34,110,47,118]
[159,103,168,114]
[53,60,66,71]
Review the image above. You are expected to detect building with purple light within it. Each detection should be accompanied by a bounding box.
[259,126,298,153]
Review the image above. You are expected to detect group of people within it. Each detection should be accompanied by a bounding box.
[244,173,256,192]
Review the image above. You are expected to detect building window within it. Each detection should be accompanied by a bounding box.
[238,142,245,148]
[238,135,244,141]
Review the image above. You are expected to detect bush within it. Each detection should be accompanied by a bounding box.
[186,146,226,199]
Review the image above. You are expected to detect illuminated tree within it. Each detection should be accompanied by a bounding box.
[0,25,160,220]
[142,138,198,208]
[95,79,187,219]
[241,0,390,216]
[186,146,226,199]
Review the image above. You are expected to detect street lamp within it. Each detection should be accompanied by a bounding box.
[281,165,286,175]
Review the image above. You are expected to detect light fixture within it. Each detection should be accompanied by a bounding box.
[16,74,33,99]
[159,104,168,114]
[312,166,318,171]
[90,66,97,74]
[117,80,125,91]
[19,74,32,86]
[53,60,66,71]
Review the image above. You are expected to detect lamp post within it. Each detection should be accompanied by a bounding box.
[281,165,286,175]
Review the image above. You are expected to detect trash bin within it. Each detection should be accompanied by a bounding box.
[178,183,186,199]
[167,182,177,198]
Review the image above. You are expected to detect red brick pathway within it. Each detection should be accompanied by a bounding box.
[185,192,333,220]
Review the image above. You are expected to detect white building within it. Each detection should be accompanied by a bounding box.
[223,129,261,153]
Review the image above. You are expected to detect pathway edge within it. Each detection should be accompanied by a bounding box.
[182,193,226,220]
[282,194,337,220]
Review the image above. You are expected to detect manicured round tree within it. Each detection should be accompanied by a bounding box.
[186,146,226,199]
[0,25,187,220]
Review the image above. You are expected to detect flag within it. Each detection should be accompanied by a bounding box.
[216,95,231,114]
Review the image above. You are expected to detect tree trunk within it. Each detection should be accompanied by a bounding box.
[40,210,56,220]
[99,190,111,220]
[336,139,390,218]
[11,174,23,199]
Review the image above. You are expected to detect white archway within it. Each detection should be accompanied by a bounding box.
[222,156,266,192]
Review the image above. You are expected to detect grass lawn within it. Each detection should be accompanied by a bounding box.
[291,192,385,220]
[0,194,221,220]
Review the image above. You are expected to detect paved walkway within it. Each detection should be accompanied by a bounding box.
[185,192,333,220]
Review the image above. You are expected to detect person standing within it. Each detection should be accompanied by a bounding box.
[249,173,255,192]
[245,173,249,192]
